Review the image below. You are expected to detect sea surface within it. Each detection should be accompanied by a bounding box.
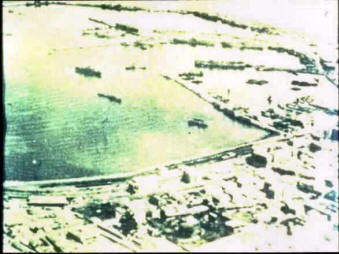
[4,4,270,181]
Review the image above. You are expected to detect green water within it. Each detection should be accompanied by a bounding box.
[4,5,269,181]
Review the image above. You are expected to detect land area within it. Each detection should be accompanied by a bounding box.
[3,0,339,252]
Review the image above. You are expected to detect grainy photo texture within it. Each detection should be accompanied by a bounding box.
[2,0,338,252]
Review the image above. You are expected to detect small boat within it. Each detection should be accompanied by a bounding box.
[188,118,208,129]
[97,93,122,104]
